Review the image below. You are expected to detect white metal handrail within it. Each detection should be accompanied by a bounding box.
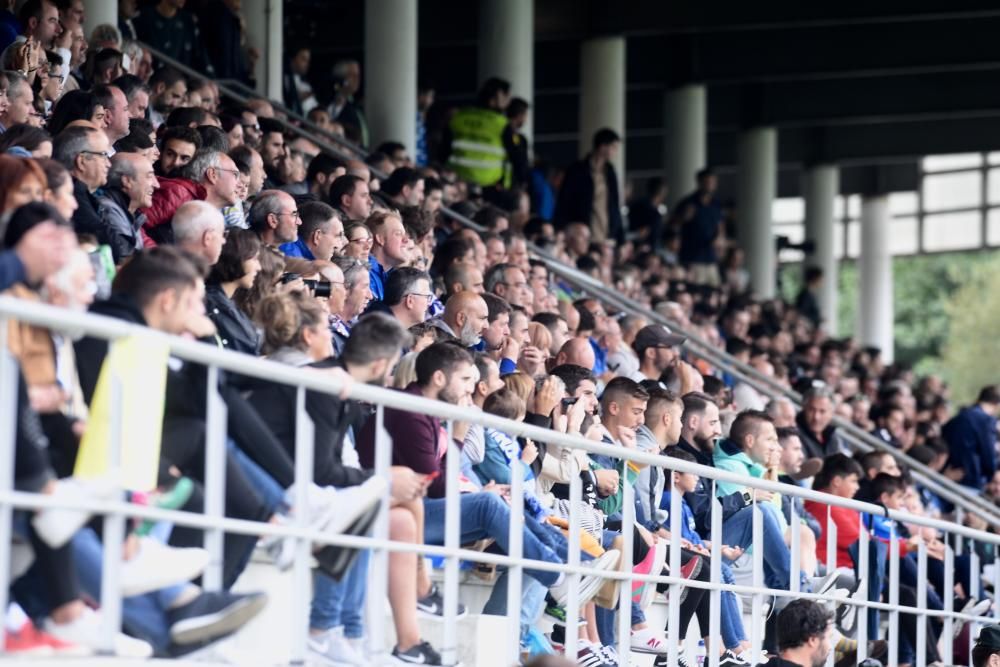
[0,296,997,666]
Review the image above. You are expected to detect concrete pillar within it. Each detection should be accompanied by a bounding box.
[243,0,283,102]
[84,0,117,40]
[478,0,533,140]
[858,195,894,363]
[579,36,626,195]
[736,126,778,299]
[803,164,840,334]
[663,84,706,209]
[365,0,418,153]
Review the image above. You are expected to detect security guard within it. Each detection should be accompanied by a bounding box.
[447,77,512,188]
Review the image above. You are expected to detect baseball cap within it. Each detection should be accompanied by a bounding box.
[977,624,1000,650]
[633,324,686,357]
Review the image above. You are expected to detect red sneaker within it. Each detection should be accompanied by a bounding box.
[5,622,54,656]
[679,555,703,580]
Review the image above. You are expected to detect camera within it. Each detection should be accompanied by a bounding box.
[303,279,331,298]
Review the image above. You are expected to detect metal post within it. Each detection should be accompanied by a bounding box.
[707,489,722,667]
[789,503,801,595]
[0,337,17,653]
[442,422,460,666]
[290,387,315,666]
[368,405,391,661]
[970,546,981,664]
[750,501,764,666]
[506,456,524,666]
[942,545,954,665]
[617,478,635,666]
[825,505,838,578]
[565,473,582,660]
[667,477,682,667]
[202,365,228,591]
[888,523,900,667]
[99,373,125,655]
[857,519,870,660]
[916,537,927,667]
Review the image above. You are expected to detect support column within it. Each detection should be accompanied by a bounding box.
[579,36,625,195]
[365,0,418,153]
[858,195,894,363]
[663,84,706,208]
[803,164,840,334]
[243,0,283,102]
[736,126,777,299]
[84,0,117,39]
[478,0,533,140]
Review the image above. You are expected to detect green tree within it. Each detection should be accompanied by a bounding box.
[940,257,1000,404]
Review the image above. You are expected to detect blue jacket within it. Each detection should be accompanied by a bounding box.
[943,405,998,488]
[673,438,747,537]
[279,238,315,260]
[368,254,388,303]
[0,250,26,290]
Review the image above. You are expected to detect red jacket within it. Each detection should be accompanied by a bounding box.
[803,498,860,569]
[140,177,205,246]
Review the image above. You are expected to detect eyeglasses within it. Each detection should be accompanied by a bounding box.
[241,123,261,132]
[81,150,112,161]
[277,210,300,219]
[213,167,240,178]
[349,237,372,244]
[407,292,434,301]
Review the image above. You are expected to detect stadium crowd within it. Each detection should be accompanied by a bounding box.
[0,2,998,666]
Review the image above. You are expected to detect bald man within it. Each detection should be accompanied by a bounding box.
[444,262,485,297]
[442,292,489,347]
[554,337,596,372]
[172,200,226,265]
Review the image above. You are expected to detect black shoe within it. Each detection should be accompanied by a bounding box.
[391,640,443,665]
[416,582,467,618]
[167,590,268,645]
[654,654,693,667]
[313,502,381,580]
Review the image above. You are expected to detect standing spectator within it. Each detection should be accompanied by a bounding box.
[96,152,158,262]
[502,97,530,191]
[133,0,212,74]
[415,81,434,166]
[943,385,1000,488]
[328,59,367,146]
[796,266,824,328]
[629,177,668,251]
[553,128,623,245]
[197,0,250,83]
[446,77,511,188]
[283,47,317,115]
[671,168,723,286]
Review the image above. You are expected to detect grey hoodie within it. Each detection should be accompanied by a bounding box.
[635,424,668,531]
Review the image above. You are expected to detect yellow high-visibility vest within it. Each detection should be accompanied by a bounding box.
[447,106,510,187]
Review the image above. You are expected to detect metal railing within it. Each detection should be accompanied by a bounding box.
[136,42,1000,528]
[0,295,997,666]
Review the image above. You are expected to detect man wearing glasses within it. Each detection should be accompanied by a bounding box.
[53,125,111,245]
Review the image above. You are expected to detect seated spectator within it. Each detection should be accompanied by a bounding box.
[0,123,52,157]
[329,173,372,222]
[172,199,226,265]
[439,290,489,347]
[205,228,262,354]
[96,151,158,262]
[53,125,111,244]
[759,599,833,667]
[342,221,373,261]
[155,125,201,177]
[378,266,433,328]
[628,324,686,383]
[367,209,410,302]
[279,200,345,261]
[329,256,372,352]
[796,385,849,459]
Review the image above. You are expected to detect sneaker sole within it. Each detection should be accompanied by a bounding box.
[170,594,268,645]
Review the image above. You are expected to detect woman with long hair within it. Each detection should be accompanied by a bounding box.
[205,229,262,354]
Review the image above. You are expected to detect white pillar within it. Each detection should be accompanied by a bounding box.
[803,164,840,334]
[84,0,117,40]
[365,0,418,153]
[663,84,706,209]
[579,36,625,195]
[736,126,778,299]
[858,195,894,363]
[243,0,283,101]
[478,0,533,140]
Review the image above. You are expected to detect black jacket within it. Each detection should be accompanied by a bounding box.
[205,284,260,355]
[71,178,110,246]
[674,437,747,536]
[795,411,848,460]
[553,155,624,244]
[95,186,143,264]
[245,357,372,489]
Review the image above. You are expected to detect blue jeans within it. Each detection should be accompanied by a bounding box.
[310,548,370,637]
[722,503,805,592]
[720,562,747,649]
[228,439,286,514]
[423,493,562,587]
[483,572,548,644]
[848,538,886,642]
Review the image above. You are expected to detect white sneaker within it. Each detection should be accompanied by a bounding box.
[549,549,621,606]
[308,627,366,666]
[31,477,118,549]
[121,537,209,597]
[289,478,388,537]
[43,606,152,658]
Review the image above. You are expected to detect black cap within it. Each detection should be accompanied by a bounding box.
[633,324,686,357]
[977,624,1000,650]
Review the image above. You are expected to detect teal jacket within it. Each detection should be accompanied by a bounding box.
[712,439,767,497]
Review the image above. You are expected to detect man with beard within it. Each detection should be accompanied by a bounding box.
[147,66,187,129]
[758,600,833,667]
[479,293,512,366]
[673,394,806,595]
[628,324,686,383]
[156,126,201,177]
[439,291,489,348]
